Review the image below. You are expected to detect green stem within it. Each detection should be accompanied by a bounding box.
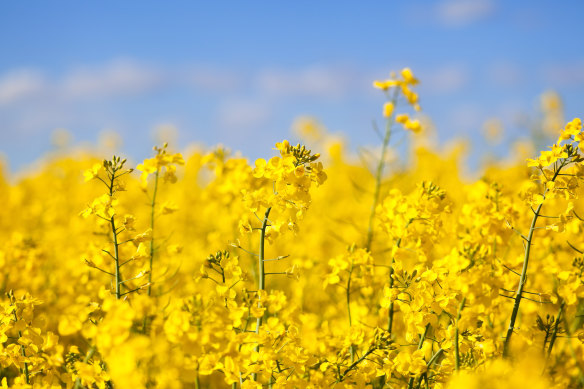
[346,256,356,363]
[503,164,563,357]
[560,307,584,385]
[74,346,96,389]
[147,169,159,297]
[387,268,395,334]
[388,219,412,335]
[108,166,122,300]
[110,216,121,300]
[547,301,565,359]
[12,309,30,385]
[346,260,354,328]
[257,207,271,299]
[366,92,398,251]
[408,324,430,389]
[570,299,584,333]
[542,327,551,354]
[455,297,466,371]
[253,207,272,382]
[338,347,377,382]
[426,348,444,370]
[416,349,444,388]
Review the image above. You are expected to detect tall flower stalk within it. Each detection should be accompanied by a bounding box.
[504,118,583,356]
[370,68,423,342]
[136,143,184,298]
[81,156,134,299]
[240,140,326,384]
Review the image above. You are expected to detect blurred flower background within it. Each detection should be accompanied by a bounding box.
[1,0,584,173]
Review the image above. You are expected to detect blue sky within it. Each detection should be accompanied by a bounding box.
[1,0,584,173]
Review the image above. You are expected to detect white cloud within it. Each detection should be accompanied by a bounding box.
[445,102,484,135]
[184,65,242,92]
[0,69,46,105]
[422,64,469,95]
[436,0,496,27]
[62,59,163,99]
[256,65,359,99]
[0,60,380,145]
[0,61,374,108]
[488,61,523,86]
[0,59,166,107]
[216,99,271,129]
[541,61,584,87]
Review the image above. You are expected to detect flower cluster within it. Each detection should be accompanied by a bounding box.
[374,67,422,133]
[240,140,326,239]
[136,143,185,188]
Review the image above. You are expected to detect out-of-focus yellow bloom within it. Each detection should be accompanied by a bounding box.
[401,67,419,85]
[383,101,395,118]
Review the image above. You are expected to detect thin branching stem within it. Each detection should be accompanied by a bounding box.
[566,240,584,254]
[416,349,444,388]
[12,308,30,384]
[253,207,272,382]
[147,169,160,297]
[110,215,121,300]
[408,324,430,389]
[455,297,466,371]
[338,346,377,382]
[388,219,413,335]
[73,346,96,389]
[503,162,564,357]
[347,257,355,363]
[102,159,127,300]
[365,89,398,251]
[547,301,565,359]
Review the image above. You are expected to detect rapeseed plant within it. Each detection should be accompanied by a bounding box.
[0,69,584,388]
